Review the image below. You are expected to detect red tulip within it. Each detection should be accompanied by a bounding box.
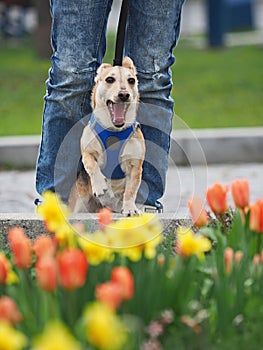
[0,254,9,284]
[95,281,123,310]
[231,179,250,209]
[36,256,58,292]
[56,248,88,290]
[97,208,113,229]
[249,199,263,233]
[188,196,208,227]
[33,235,56,260]
[8,227,33,269]
[0,296,22,324]
[111,266,134,300]
[206,183,229,214]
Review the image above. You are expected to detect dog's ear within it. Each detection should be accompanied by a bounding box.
[95,63,112,82]
[122,56,137,75]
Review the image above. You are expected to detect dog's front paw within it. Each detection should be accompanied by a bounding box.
[122,202,142,217]
[92,177,107,197]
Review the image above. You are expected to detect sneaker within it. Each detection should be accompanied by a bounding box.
[34,198,42,206]
[143,201,164,214]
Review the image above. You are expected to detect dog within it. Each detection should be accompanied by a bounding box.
[69,57,145,216]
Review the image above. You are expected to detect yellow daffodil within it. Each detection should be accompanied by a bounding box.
[102,214,163,261]
[78,234,114,265]
[32,321,81,350]
[36,191,76,247]
[83,301,127,350]
[0,321,27,350]
[176,226,212,260]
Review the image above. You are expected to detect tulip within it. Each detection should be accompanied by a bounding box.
[95,281,123,310]
[253,254,260,266]
[224,247,234,275]
[8,227,33,269]
[36,256,58,292]
[0,254,8,284]
[188,196,209,227]
[249,199,263,234]
[234,251,243,264]
[231,179,250,209]
[206,183,229,215]
[98,207,113,229]
[0,296,22,324]
[33,235,56,260]
[56,248,88,290]
[111,266,134,300]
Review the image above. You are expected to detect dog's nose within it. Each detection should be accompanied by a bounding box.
[118,90,130,102]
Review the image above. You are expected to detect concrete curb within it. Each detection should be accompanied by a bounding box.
[1,127,263,167]
[0,213,190,250]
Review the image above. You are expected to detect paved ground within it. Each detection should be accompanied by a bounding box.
[1,163,263,218]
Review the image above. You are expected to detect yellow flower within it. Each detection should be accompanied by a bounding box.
[0,252,18,285]
[32,321,81,350]
[102,214,163,261]
[0,321,27,350]
[78,233,114,265]
[176,226,212,260]
[37,191,76,247]
[83,301,127,350]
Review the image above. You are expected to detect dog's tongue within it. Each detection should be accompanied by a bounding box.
[112,103,125,125]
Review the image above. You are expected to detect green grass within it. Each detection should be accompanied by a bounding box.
[173,41,263,129]
[0,36,262,136]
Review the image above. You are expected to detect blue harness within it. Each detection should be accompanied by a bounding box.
[89,114,139,179]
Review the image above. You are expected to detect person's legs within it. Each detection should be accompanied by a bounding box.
[126,0,184,206]
[36,0,113,202]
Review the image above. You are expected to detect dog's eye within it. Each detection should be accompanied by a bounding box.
[128,78,135,85]
[105,76,115,84]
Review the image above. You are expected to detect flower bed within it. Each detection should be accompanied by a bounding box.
[0,179,263,349]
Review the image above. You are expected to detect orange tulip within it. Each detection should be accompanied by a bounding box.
[0,296,22,324]
[231,179,250,209]
[111,266,134,300]
[97,207,113,229]
[224,247,234,275]
[206,183,229,215]
[95,281,123,310]
[234,251,243,264]
[36,256,58,292]
[188,196,209,227]
[249,199,263,233]
[56,248,88,290]
[0,254,9,284]
[8,227,32,269]
[33,235,56,260]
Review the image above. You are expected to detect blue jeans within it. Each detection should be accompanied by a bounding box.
[36,0,185,206]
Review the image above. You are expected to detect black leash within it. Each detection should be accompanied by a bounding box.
[113,0,128,66]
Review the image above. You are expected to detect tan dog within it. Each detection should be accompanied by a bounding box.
[69,57,145,215]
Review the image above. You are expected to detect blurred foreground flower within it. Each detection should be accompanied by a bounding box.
[83,301,127,350]
[36,256,58,292]
[33,235,56,260]
[249,199,263,234]
[176,227,212,260]
[32,321,81,350]
[36,191,75,247]
[188,196,208,227]
[98,207,113,229]
[8,227,32,269]
[0,321,27,350]
[56,248,88,290]
[0,296,22,325]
